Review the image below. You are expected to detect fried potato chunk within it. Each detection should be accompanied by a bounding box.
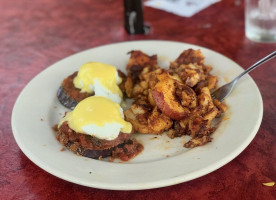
[124,51,162,98]
[152,76,190,120]
[169,63,206,87]
[207,75,218,90]
[125,103,173,134]
[213,99,227,113]
[174,49,205,65]
[169,49,214,88]
[126,50,158,82]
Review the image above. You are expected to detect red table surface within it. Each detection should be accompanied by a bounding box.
[1,0,276,199]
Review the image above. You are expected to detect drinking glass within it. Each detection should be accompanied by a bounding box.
[245,0,276,43]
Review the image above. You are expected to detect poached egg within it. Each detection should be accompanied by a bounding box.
[59,96,132,140]
[73,62,123,104]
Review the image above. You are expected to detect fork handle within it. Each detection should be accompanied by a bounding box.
[236,50,276,81]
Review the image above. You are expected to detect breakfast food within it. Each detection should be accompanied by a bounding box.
[56,96,143,160]
[123,49,227,148]
[57,62,126,109]
[55,48,227,161]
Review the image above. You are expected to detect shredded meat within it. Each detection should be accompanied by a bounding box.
[110,139,144,161]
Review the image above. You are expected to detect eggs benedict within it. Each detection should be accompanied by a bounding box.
[56,96,133,159]
[57,62,126,109]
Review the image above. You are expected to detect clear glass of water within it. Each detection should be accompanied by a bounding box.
[245,0,276,43]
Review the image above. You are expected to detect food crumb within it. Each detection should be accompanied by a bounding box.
[40,118,44,122]
[43,144,46,147]
[53,106,57,109]
[223,76,229,83]
[89,172,92,174]
[262,182,275,187]
[200,23,212,29]
[111,139,143,161]
[60,147,65,151]
[52,124,58,132]
[59,113,63,116]
[151,136,158,140]
[222,116,230,121]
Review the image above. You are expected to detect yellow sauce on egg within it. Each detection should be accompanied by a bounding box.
[73,62,122,97]
[59,96,132,136]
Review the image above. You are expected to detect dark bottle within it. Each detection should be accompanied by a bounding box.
[124,0,149,34]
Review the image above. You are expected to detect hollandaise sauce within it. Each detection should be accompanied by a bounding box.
[73,62,123,104]
[59,96,132,140]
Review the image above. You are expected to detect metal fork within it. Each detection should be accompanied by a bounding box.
[211,50,276,102]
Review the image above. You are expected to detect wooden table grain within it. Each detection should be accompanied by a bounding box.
[1,0,276,199]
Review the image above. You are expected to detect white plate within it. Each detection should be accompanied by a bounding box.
[12,40,263,190]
